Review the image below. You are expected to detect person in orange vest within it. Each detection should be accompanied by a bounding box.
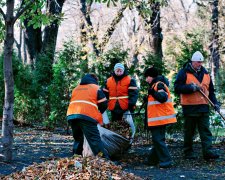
[67,73,109,159]
[144,67,177,168]
[174,51,220,160]
[103,63,138,122]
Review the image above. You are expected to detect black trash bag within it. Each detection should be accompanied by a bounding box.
[83,125,130,157]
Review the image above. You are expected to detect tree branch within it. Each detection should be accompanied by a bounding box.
[13,0,36,23]
[0,8,6,21]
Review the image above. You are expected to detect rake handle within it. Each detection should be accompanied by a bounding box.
[199,89,225,121]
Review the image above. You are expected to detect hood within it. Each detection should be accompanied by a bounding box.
[151,75,170,87]
[112,69,129,81]
[80,74,98,85]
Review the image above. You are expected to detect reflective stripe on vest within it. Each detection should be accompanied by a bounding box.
[109,96,129,100]
[70,100,98,109]
[67,84,103,124]
[148,114,177,122]
[148,98,173,105]
[107,76,131,110]
[147,81,177,127]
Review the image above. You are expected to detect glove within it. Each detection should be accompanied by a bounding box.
[148,88,155,95]
[214,104,220,112]
[190,83,200,92]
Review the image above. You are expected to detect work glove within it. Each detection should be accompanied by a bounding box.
[214,104,220,112]
[148,88,155,95]
[190,83,201,92]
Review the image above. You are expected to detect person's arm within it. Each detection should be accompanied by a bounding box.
[97,89,108,113]
[102,80,109,99]
[174,70,196,94]
[149,82,168,103]
[128,78,138,111]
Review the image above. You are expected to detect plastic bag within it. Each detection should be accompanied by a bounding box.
[102,111,110,125]
[82,124,130,157]
[123,110,136,139]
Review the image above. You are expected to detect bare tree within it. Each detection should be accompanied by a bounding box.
[0,0,35,162]
[209,0,220,81]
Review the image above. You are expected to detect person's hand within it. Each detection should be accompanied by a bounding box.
[214,104,220,112]
[148,88,155,95]
[190,83,201,92]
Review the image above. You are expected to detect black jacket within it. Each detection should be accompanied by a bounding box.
[174,62,218,115]
[67,74,108,123]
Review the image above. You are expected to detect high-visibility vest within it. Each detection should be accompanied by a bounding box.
[180,73,210,105]
[147,82,177,127]
[105,76,137,110]
[67,84,106,124]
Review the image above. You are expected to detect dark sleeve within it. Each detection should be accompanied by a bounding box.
[102,80,109,99]
[208,77,219,105]
[97,89,108,113]
[174,69,195,94]
[128,78,139,107]
[151,82,168,103]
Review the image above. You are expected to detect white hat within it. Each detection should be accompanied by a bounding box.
[191,51,204,62]
[114,63,125,71]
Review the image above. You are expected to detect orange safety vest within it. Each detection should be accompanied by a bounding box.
[67,84,106,124]
[106,76,137,110]
[147,82,177,127]
[180,73,210,105]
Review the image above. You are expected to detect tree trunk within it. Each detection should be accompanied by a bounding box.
[150,2,163,59]
[209,0,220,82]
[80,19,89,73]
[80,0,100,56]
[1,0,15,162]
[23,19,42,68]
[136,2,163,59]
[41,0,65,62]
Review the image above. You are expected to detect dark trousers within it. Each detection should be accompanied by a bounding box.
[69,119,109,159]
[148,126,172,166]
[183,113,212,155]
[111,111,123,122]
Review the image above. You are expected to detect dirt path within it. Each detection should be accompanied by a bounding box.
[0,125,225,179]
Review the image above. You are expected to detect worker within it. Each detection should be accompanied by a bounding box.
[144,67,177,168]
[67,73,109,159]
[174,51,220,160]
[102,63,138,138]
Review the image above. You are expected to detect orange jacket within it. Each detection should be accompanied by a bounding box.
[180,73,210,105]
[147,82,177,127]
[106,76,132,111]
[67,84,106,124]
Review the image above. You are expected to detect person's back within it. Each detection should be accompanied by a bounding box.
[67,74,109,158]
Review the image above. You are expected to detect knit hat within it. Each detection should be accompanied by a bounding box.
[114,63,125,71]
[144,67,158,78]
[191,51,204,62]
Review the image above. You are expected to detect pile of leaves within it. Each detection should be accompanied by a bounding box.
[3,155,141,180]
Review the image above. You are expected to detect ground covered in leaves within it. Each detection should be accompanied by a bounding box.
[0,125,225,180]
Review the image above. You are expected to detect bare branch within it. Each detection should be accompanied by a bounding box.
[180,0,188,21]
[0,8,6,21]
